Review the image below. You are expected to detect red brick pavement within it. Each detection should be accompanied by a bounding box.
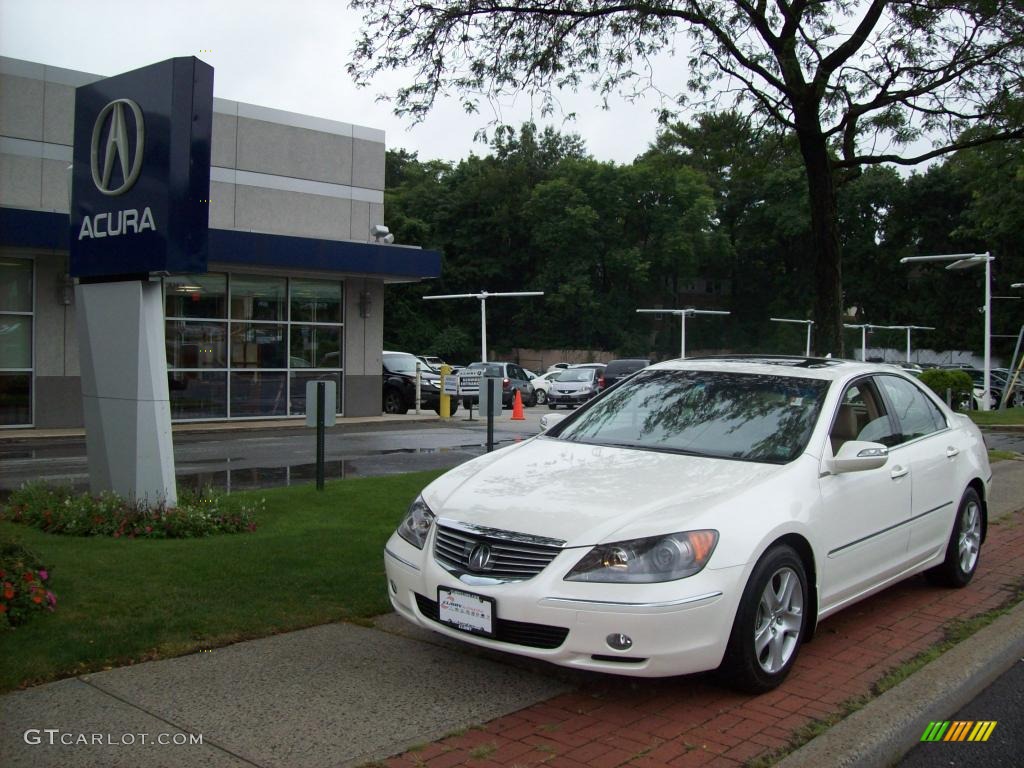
[383,511,1024,768]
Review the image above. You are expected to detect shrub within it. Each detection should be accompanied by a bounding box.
[919,368,974,410]
[0,540,56,629]
[0,484,261,539]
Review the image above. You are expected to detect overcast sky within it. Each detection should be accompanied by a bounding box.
[0,0,678,165]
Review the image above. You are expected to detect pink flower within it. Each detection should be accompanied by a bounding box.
[46,591,57,607]
[38,569,48,581]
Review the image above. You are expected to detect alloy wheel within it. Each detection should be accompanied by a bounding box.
[958,498,982,574]
[753,566,804,674]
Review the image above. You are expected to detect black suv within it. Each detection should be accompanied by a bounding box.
[600,359,651,390]
[382,351,458,415]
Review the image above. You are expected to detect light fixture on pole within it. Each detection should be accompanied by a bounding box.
[879,325,935,363]
[636,308,730,359]
[1012,283,1024,289]
[901,252,993,410]
[770,318,814,357]
[423,291,544,363]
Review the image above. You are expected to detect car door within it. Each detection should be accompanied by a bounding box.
[818,378,912,610]
[875,374,961,566]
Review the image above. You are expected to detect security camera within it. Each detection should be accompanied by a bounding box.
[371,224,394,244]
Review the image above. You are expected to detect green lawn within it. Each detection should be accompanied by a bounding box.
[969,407,1024,426]
[0,470,443,692]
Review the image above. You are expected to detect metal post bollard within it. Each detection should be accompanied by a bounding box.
[316,382,325,491]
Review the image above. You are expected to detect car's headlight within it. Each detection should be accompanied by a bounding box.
[397,496,434,549]
[564,530,718,583]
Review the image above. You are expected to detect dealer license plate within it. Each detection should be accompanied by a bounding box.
[438,587,495,637]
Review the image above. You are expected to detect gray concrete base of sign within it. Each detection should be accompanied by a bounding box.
[76,280,176,505]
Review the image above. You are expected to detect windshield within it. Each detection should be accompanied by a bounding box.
[468,363,503,377]
[552,369,829,464]
[384,355,435,376]
[555,369,597,383]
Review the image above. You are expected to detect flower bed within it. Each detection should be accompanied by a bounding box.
[0,540,55,628]
[1,484,260,539]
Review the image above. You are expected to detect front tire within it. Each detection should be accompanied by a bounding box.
[925,488,982,588]
[720,545,808,693]
[383,388,407,415]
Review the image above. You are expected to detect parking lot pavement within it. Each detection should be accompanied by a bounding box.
[378,461,1024,768]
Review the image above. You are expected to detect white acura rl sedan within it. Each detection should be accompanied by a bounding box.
[383,357,991,691]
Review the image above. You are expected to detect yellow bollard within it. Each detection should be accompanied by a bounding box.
[439,364,452,419]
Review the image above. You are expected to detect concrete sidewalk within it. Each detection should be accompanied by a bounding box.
[2,460,1022,768]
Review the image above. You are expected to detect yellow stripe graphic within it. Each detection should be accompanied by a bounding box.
[980,721,997,742]
[968,722,985,741]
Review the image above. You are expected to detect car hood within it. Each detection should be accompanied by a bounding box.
[422,437,785,548]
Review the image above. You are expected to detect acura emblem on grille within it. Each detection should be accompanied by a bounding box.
[468,544,493,571]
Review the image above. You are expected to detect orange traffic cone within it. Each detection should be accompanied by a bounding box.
[511,389,526,420]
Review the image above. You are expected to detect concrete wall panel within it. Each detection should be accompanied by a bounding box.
[344,375,382,417]
[352,138,385,191]
[0,154,42,208]
[351,201,370,244]
[41,157,69,212]
[0,74,44,141]
[42,80,75,146]
[212,112,237,168]
[235,185,351,240]
[209,180,235,229]
[34,376,82,428]
[236,117,353,185]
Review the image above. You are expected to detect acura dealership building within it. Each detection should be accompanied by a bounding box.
[0,56,440,429]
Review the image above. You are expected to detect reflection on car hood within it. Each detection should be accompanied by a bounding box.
[422,437,784,547]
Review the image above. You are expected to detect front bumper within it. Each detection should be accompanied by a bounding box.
[383,532,744,677]
[548,391,594,406]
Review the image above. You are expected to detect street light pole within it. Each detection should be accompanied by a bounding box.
[637,308,730,359]
[901,253,994,410]
[880,325,935,363]
[770,318,815,357]
[843,324,869,361]
[423,291,544,363]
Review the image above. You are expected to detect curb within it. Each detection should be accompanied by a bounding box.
[776,599,1024,768]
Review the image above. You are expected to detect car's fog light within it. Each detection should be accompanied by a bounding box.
[606,633,633,651]
[389,579,398,595]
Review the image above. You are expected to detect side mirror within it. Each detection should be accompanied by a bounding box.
[831,440,889,474]
[540,413,567,431]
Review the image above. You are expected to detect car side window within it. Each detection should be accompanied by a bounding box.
[876,376,947,443]
[829,381,899,455]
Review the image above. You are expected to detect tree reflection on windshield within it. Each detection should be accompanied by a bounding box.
[555,370,829,463]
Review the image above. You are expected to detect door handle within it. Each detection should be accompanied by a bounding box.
[890,466,909,480]
[946,447,960,458]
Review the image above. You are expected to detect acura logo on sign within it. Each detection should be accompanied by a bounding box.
[468,544,493,572]
[90,99,145,195]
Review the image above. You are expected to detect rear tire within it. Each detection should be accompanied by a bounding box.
[925,488,982,588]
[719,545,808,693]
[535,389,547,405]
[548,403,558,410]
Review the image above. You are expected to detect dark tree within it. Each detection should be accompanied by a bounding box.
[349,1,1024,354]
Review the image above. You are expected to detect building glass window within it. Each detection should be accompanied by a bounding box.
[0,257,33,426]
[165,273,344,421]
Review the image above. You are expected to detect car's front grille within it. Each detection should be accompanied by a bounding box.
[433,523,563,581]
[415,593,569,649]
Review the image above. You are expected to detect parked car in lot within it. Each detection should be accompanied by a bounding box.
[547,367,601,408]
[384,356,990,691]
[527,370,562,405]
[600,358,651,390]
[462,362,536,408]
[382,351,458,415]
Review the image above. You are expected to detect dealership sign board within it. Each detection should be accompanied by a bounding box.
[70,57,213,278]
